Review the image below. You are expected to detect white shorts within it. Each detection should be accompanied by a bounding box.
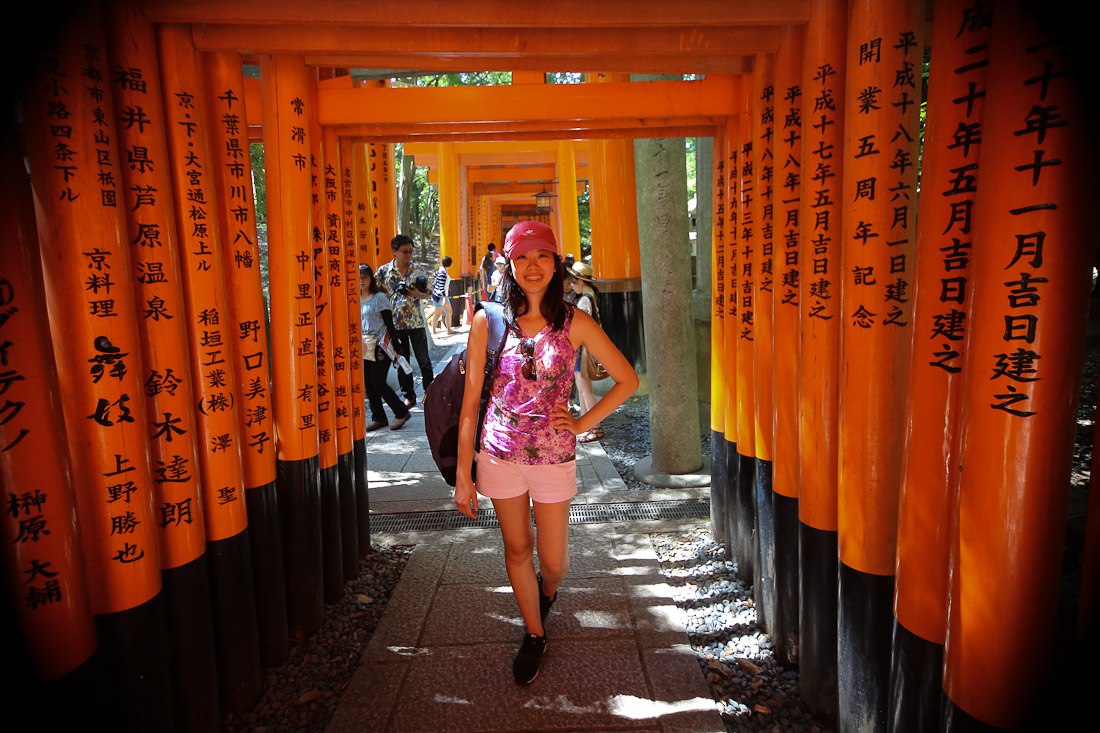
[475,452,578,504]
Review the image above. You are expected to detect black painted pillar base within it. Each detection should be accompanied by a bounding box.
[709,433,729,557]
[354,438,371,557]
[208,530,263,715]
[734,452,756,582]
[753,458,775,633]
[724,440,740,567]
[838,561,895,733]
[320,463,344,604]
[93,595,175,732]
[337,451,359,580]
[772,493,799,666]
[944,702,1014,732]
[245,480,289,665]
[277,455,323,640]
[596,285,645,372]
[889,619,946,733]
[162,554,220,732]
[799,522,838,723]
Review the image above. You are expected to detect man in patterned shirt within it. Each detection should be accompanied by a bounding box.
[375,234,434,406]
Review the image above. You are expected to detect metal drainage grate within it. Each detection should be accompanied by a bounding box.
[370,498,709,534]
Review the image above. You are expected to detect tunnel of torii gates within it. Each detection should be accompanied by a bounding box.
[1,0,1097,731]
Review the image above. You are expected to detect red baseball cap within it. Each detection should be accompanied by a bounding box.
[503,220,559,260]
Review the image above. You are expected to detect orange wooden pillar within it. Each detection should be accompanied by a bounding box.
[309,97,344,605]
[350,141,377,270]
[555,140,581,260]
[798,0,846,719]
[23,6,173,726]
[156,23,263,714]
[586,74,645,371]
[1,111,96,724]
[889,1,988,728]
[733,76,757,585]
[837,1,924,728]
[202,49,289,667]
[709,122,730,555]
[751,51,777,632]
[943,4,1093,727]
[105,5,222,727]
[320,126,361,575]
[338,135,372,556]
[438,142,461,268]
[771,24,804,668]
[260,53,324,640]
[722,109,741,566]
[368,140,398,252]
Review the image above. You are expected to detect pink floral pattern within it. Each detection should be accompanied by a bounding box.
[480,308,576,465]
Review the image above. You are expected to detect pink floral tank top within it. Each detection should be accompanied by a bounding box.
[480,308,577,465]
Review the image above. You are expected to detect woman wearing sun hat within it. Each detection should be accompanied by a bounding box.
[567,261,604,442]
[452,220,638,685]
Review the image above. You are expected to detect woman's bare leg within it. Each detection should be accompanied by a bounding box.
[491,494,543,636]
[532,499,572,597]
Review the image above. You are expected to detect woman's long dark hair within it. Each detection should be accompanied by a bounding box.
[500,253,567,330]
[361,264,384,295]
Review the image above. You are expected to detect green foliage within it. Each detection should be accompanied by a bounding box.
[249,143,266,228]
[399,71,513,87]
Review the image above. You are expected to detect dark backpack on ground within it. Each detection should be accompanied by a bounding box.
[423,301,507,486]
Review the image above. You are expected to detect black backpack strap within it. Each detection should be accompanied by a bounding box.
[473,300,508,450]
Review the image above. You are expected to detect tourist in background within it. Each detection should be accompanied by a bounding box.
[359,264,411,431]
[568,261,603,442]
[430,255,454,335]
[376,234,434,407]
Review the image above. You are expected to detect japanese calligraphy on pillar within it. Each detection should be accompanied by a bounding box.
[778,71,803,309]
[802,59,842,323]
[756,80,775,304]
[714,151,727,321]
[368,144,383,262]
[984,11,1078,419]
[845,27,921,331]
[739,140,755,342]
[107,12,208,565]
[310,144,337,466]
[157,25,247,541]
[203,54,275,488]
[322,132,359,440]
[0,174,96,676]
[321,150,350,449]
[25,26,162,610]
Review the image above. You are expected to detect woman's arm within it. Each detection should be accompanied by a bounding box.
[453,309,489,518]
[552,311,639,436]
[379,307,399,344]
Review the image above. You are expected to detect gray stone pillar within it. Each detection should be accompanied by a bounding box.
[633,128,704,476]
[693,137,713,408]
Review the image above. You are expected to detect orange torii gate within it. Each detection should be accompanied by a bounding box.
[4,1,1096,731]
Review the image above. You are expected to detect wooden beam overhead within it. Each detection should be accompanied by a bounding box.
[342,125,718,145]
[141,0,811,28]
[315,77,737,126]
[190,23,782,58]
[301,54,754,75]
[331,117,724,144]
[465,165,559,183]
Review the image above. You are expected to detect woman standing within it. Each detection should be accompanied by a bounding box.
[567,261,603,442]
[429,255,454,335]
[359,264,411,431]
[453,221,638,685]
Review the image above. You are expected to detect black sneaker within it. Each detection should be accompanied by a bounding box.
[537,573,557,622]
[512,632,547,685]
